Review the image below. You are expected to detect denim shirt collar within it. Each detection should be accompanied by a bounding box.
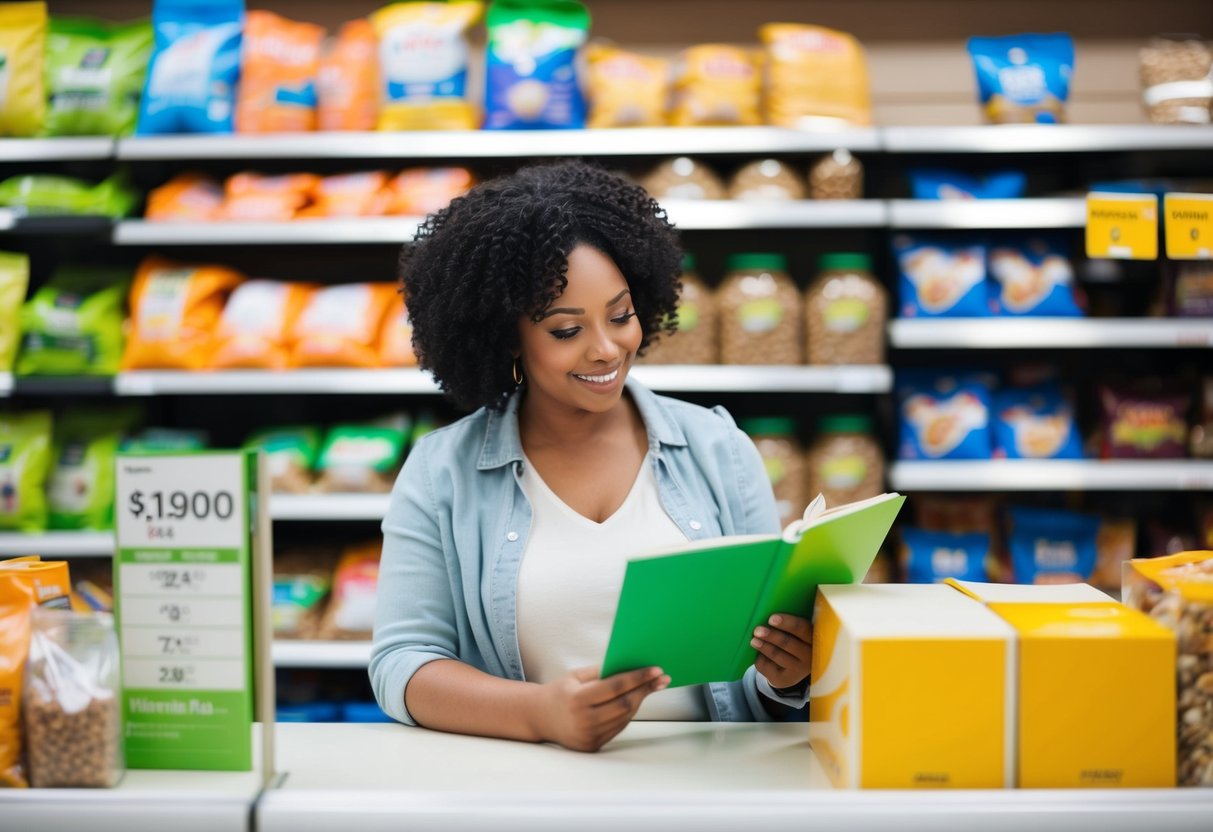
[476,377,688,470]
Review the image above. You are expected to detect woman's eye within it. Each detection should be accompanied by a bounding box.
[612,311,637,324]
[551,327,580,340]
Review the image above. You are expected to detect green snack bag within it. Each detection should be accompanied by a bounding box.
[0,410,53,532]
[43,17,154,137]
[0,171,138,217]
[120,427,208,454]
[0,252,30,372]
[244,426,322,494]
[314,420,409,493]
[16,266,128,376]
[48,408,136,530]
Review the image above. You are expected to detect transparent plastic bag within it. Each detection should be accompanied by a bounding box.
[23,608,122,788]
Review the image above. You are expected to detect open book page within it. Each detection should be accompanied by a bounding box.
[782,492,903,544]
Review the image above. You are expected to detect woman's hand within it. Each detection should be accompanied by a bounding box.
[535,666,669,752]
[751,614,813,691]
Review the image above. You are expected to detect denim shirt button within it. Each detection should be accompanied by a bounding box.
[507,532,519,542]
[689,520,702,531]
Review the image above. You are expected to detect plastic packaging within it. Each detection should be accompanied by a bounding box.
[908,169,1028,201]
[0,172,138,217]
[669,44,761,126]
[1008,506,1100,584]
[805,415,884,507]
[245,426,322,494]
[47,409,133,531]
[235,10,324,133]
[807,150,864,200]
[727,159,806,201]
[17,266,128,376]
[1099,383,1190,459]
[0,252,31,372]
[24,608,122,787]
[0,2,47,137]
[144,173,224,222]
[212,281,315,370]
[897,371,993,460]
[218,172,320,222]
[741,417,807,529]
[719,253,802,365]
[317,19,379,132]
[988,236,1083,317]
[0,411,53,532]
[642,256,717,365]
[300,172,391,218]
[289,283,398,369]
[585,44,668,128]
[313,418,410,493]
[804,253,886,366]
[992,384,1084,460]
[1139,36,1213,125]
[640,157,726,201]
[386,168,474,215]
[759,23,872,128]
[894,235,989,318]
[379,302,418,367]
[901,528,990,584]
[967,32,1075,124]
[42,17,153,137]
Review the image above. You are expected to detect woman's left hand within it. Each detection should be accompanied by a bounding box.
[751,613,812,690]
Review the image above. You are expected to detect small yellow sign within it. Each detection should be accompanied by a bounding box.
[1086,193,1158,260]
[1164,193,1213,260]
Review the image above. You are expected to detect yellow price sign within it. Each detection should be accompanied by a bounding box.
[1085,193,1158,260]
[1164,193,1213,260]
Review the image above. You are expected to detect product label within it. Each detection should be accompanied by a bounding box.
[1086,193,1158,260]
[1164,193,1213,260]
[821,454,867,489]
[738,298,784,333]
[823,298,869,333]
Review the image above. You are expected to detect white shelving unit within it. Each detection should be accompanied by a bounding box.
[890,460,1213,492]
[273,640,370,669]
[633,364,893,393]
[888,318,1213,349]
[116,126,881,160]
[664,199,886,229]
[882,124,1213,153]
[0,531,115,557]
[270,494,390,521]
[114,369,441,396]
[0,136,114,161]
[113,217,424,246]
[887,198,1085,229]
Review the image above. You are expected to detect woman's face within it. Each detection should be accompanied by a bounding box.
[517,243,642,416]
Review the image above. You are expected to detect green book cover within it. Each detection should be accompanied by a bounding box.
[601,492,906,688]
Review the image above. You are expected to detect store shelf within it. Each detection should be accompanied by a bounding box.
[630,364,893,393]
[0,136,115,161]
[0,531,115,557]
[273,640,371,669]
[888,318,1213,349]
[10,375,116,396]
[665,199,886,229]
[890,460,1213,491]
[887,198,1085,229]
[0,209,114,235]
[113,217,425,246]
[270,494,389,521]
[114,369,440,395]
[0,372,11,397]
[883,124,1213,153]
[116,127,880,161]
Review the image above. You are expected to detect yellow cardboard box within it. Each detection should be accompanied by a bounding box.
[948,579,1176,788]
[809,584,1016,789]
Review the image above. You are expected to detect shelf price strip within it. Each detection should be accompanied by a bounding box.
[1164,193,1213,260]
[1085,193,1159,260]
[114,452,256,771]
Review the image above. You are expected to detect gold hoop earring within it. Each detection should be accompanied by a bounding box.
[512,357,524,386]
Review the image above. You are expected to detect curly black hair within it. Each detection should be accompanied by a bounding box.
[398,160,682,412]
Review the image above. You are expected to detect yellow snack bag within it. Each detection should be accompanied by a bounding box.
[212,281,316,370]
[760,23,873,128]
[0,251,30,372]
[0,2,47,137]
[122,256,245,371]
[290,283,399,368]
[371,1,483,131]
[586,44,669,128]
[670,45,761,127]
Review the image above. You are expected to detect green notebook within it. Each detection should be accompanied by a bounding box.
[601,491,906,688]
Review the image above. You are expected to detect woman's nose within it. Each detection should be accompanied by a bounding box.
[586,326,621,361]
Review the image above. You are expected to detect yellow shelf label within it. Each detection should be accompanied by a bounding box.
[1085,193,1158,260]
[1164,193,1213,260]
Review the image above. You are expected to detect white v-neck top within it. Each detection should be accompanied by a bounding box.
[515,452,708,721]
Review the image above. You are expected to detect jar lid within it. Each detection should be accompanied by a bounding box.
[727,253,788,273]
[818,253,872,272]
[681,253,696,272]
[818,414,874,434]
[740,416,798,437]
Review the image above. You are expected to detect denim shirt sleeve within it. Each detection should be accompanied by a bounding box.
[370,439,461,726]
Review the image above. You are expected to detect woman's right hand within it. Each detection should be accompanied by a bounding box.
[534,666,670,752]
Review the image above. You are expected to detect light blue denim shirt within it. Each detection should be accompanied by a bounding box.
[370,378,793,726]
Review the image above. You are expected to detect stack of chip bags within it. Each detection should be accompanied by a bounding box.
[760,23,873,128]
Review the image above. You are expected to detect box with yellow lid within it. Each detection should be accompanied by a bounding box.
[809,583,1016,789]
[950,578,1176,788]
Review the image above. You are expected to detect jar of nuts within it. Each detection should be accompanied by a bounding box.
[643,255,719,365]
[23,608,122,788]
[805,415,885,508]
[742,417,808,528]
[808,149,864,200]
[719,253,802,365]
[805,253,887,365]
[1139,36,1213,125]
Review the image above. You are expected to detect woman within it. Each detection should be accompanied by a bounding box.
[371,161,811,753]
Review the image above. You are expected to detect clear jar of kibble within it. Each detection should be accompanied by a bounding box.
[742,417,808,529]
[805,415,885,508]
[642,255,719,365]
[719,253,802,365]
[805,253,887,366]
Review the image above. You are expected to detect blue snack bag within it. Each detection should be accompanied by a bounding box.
[908,170,1027,201]
[967,33,1074,124]
[1009,506,1100,584]
[894,235,989,317]
[137,0,243,135]
[988,236,1083,316]
[993,384,1084,460]
[484,0,590,130]
[902,528,990,583]
[897,371,994,460]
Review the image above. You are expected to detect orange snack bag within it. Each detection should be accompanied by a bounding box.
[235,10,325,133]
[122,256,244,371]
[219,172,320,221]
[760,23,873,128]
[298,171,392,218]
[290,283,398,368]
[144,173,224,222]
[379,300,417,367]
[1,559,72,788]
[317,19,379,132]
[212,280,315,370]
[387,168,475,216]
